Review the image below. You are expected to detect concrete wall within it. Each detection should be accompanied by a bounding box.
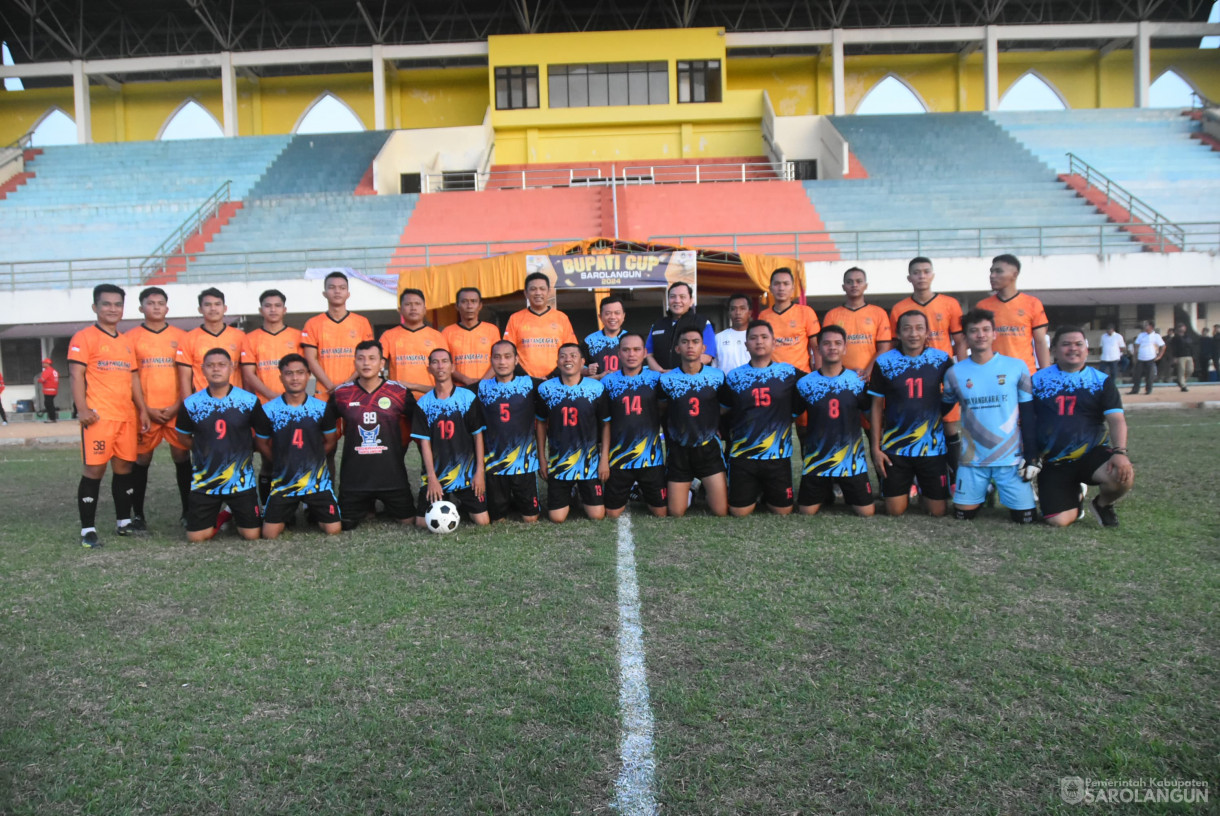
[372,120,493,194]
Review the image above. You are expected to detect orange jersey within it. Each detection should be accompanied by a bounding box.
[240,326,303,401]
[301,311,374,397]
[823,303,893,376]
[126,323,187,410]
[976,292,1048,374]
[503,307,577,379]
[758,303,820,371]
[176,324,246,393]
[380,324,448,398]
[67,324,138,420]
[889,294,963,357]
[442,320,501,382]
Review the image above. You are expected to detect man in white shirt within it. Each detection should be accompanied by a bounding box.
[1098,324,1125,383]
[714,293,752,372]
[1130,320,1165,395]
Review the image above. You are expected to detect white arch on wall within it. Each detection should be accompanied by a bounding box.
[854,74,930,115]
[156,97,223,140]
[293,92,366,134]
[1149,68,1200,108]
[998,70,1070,111]
[29,107,76,146]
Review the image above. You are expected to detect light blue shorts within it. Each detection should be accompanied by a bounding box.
[956,465,1036,510]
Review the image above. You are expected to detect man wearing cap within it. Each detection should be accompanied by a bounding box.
[38,358,60,423]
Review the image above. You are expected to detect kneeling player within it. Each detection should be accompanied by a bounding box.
[175,349,263,542]
[868,310,953,516]
[536,344,609,523]
[603,333,668,518]
[659,328,728,517]
[1031,327,1134,527]
[253,354,341,538]
[413,349,491,526]
[478,341,542,522]
[795,326,875,516]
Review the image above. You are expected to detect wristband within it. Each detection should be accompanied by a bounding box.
[1111,447,1128,455]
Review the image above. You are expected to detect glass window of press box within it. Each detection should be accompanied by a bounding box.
[495,66,539,110]
[677,60,722,103]
[548,62,669,108]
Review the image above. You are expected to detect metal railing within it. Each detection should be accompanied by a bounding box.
[1065,153,1186,250]
[422,159,795,192]
[619,160,793,184]
[138,180,233,279]
[422,167,604,193]
[0,130,33,176]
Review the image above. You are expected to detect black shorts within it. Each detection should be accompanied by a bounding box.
[1037,446,1115,517]
[186,489,261,533]
[727,456,793,509]
[798,473,874,508]
[263,491,340,525]
[666,441,727,483]
[339,488,416,529]
[605,465,667,510]
[417,485,488,518]
[880,454,950,500]
[486,472,541,520]
[545,477,605,512]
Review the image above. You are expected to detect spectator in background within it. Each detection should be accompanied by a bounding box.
[1198,328,1212,383]
[0,369,7,425]
[1212,324,1220,382]
[1168,324,1194,392]
[1097,324,1125,383]
[39,358,59,422]
[1129,321,1164,395]
[714,293,752,372]
[646,282,717,372]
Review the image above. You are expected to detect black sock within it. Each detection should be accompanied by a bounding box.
[175,460,193,516]
[78,476,101,529]
[945,432,961,484]
[131,463,150,518]
[258,474,272,505]
[112,471,134,522]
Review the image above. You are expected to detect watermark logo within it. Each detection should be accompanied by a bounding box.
[1059,777,1209,805]
[1061,777,1086,805]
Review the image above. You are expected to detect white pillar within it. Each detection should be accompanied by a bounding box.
[372,45,387,130]
[1134,21,1151,108]
[983,26,999,111]
[220,52,238,137]
[71,60,92,144]
[831,28,845,115]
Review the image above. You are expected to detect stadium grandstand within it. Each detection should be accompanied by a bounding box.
[0,0,1218,406]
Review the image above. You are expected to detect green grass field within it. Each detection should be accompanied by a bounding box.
[1,410,1216,814]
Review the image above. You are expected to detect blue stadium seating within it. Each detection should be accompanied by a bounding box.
[806,113,1143,258]
[246,131,391,198]
[988,108,1220,227]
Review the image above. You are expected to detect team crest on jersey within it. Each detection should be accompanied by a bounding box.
[965,379,974,389]
[997,374,1007,385]
[170,341,179,348]
[864,317,873,324]
[1017,309,1025,316]
[934,313,943,322]
[355,424,387,454]
[378,397,391,409]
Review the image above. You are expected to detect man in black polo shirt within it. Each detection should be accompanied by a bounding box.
[645,282,717,372]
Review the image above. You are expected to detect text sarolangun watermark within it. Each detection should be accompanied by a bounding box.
[1060,777,1209,805]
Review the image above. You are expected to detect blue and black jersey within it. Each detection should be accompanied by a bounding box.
[330,379,417,493]
[535,376,610,480]
[412,386,485,492]
[477,375,540,476]
[796,370,870,477]
[582,329,623,376]
[252,395,338,498]
[602,369,665,469]
[176,385,262,495]
[1031,364,1123,465]
[719,362,800,460]
[868,347,952,457]
[659,364,725,447]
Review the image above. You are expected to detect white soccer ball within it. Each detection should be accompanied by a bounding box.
[424,500,460,534]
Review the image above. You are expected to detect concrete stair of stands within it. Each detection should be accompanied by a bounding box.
[247,132,392,198]
[147,201,244,284]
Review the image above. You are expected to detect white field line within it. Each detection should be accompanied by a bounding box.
[613,513,659,816]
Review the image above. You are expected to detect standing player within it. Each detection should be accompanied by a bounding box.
[504,272,577,380]
[977,254,1050,374]
[535,344,610,523]
[759,267,820,372]
[381,288,448,398]
[478,341,542,523]
[175,349,263,542]
[1031,327,1134,527]
[240,288,303,503]
[660,327,729,517]
[251,354,341,539]
[412,349,490,527]
[714,293,752,372]
[868,311,954,517]
[302,271,375,401]
[127,286,191,529]
[176,287,245,398]
[442,287,501,387]
[330,341,419,530]
[602,333,667,518]
[794,326,875,517]
[583,295,627,378]
[942,309,1040,524]
[822,267,892,381]
[719,320,800,517]
[646,282,717,371]
[69,284,151,548]
[38,358,59,422]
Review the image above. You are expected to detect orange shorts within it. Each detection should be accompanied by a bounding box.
[943,404,961,424]
[82,418,138,466]
[138,421,190,455]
